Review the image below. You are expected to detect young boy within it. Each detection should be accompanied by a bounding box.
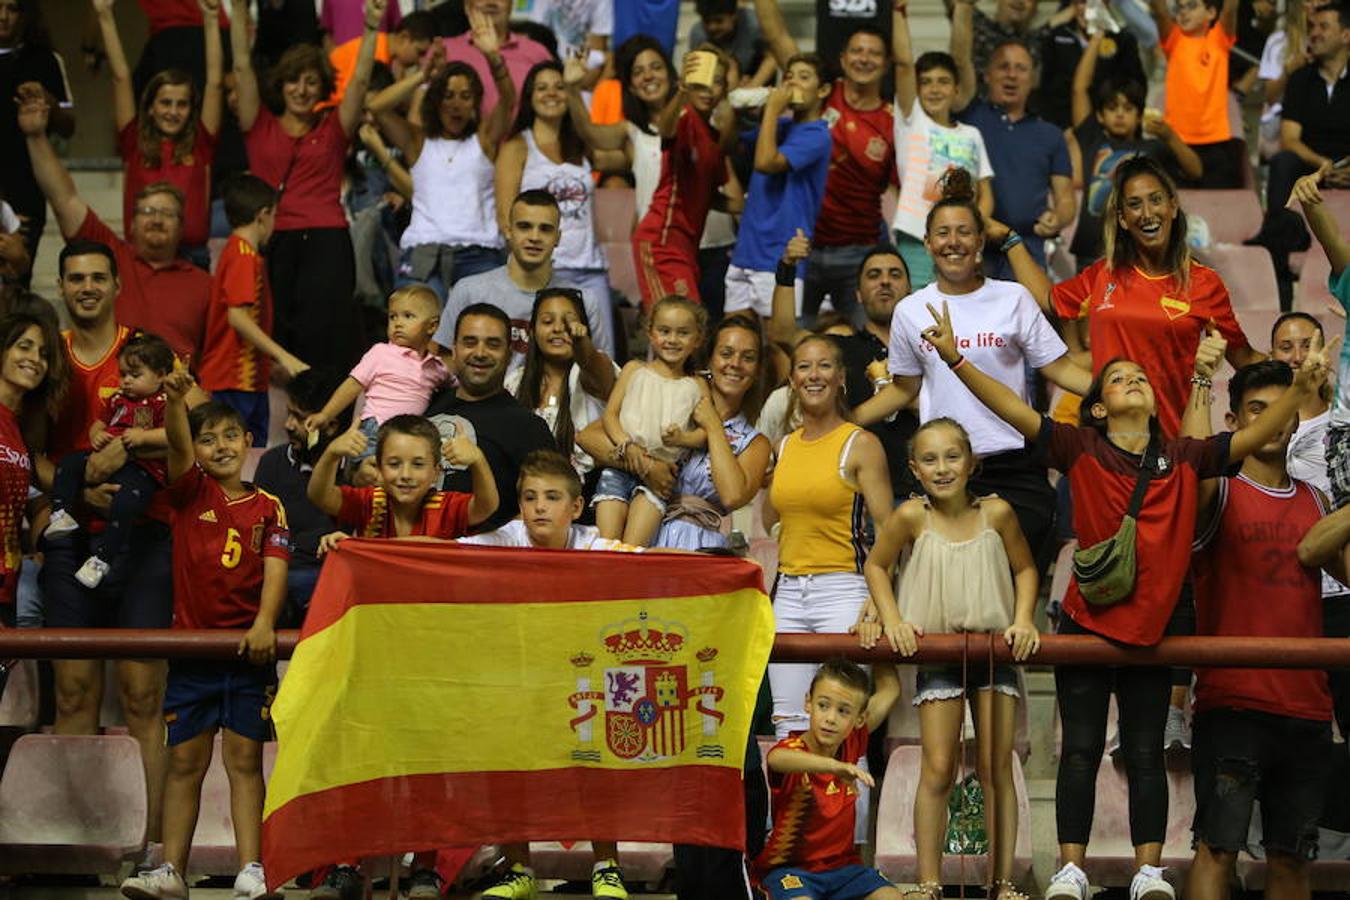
[752,658,902,900]
[46,332,176,589]
[725,54,834,319]
[119,375,289,900]
[458,449,637,898]
[1148,0,1243,187]
[691,0,776,87]
[198,174,307,447]
[305,286,451,462]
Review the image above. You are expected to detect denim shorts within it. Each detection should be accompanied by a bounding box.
[592,466,667,513]
[914,663,1021,706]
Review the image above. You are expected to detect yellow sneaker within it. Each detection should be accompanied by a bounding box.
[591,860,627,899]
[480,863,536,900]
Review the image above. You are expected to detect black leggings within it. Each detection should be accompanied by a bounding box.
[267,227,362,373]
[1055,615,1172,847]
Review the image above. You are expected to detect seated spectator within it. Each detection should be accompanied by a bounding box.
[1065,36,1202,266]
[252,367,347,626]
[440,0,553,119]
[1148,0,1247,187]
[21,92,210,360]
[1035,0,1145,129]
[692,0,776,87]
[93,0,222,268]
[45,333,175,591]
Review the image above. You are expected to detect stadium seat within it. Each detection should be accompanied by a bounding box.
[604,242,641,305]
[873,745,1034,885]
[1198,245,1279,312]
[186,738,278,875]
[0,733,147,874]
[1294,245,1337,315]
[594,188,636,244]
[1179,190,1263,246]
[0,659,39,730]
[1079,754,1196,886]
[525,841,672,884]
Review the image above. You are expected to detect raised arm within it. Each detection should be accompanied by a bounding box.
[91,0,135,131]
[493,136,528,235]
[1293,171,1350,277]
[985,218,1056,314]
[1218,0,1239,37]
[199,0,224,134]
[768,229,812,348]
[163,371,197,483]
[754,0,801,69]
[893,3,917,119]
[18,93,90,239]
[1148,0,1175,41]
[1230,331,1332,461]
[691,394,771,511]
[469,6,516,153]
[950,0,978,112]
[308,431,367,516]
[229,0,260,130]
[358,123,413,198]
[925,300,1044,440]
[1144,116,1204,182]
[337,0,388,136]
[563,54,628,151]
[1070,32,1102,129]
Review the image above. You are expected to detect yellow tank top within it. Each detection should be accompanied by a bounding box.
[770,423,867,575]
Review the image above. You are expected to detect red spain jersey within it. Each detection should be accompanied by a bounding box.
[168,465,290,629]
[1192,475,1332,721]
[753,727,868,879]
[336,486,471,539]
[1051,259,1250,437]
[199,235,273,393]
[0,404,31,604]
[50,326,133,459]
[814,83,895,247]
[103,391,169,484]
[634,108,726,249]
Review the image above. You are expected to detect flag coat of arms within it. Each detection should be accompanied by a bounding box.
[261,540,775,888]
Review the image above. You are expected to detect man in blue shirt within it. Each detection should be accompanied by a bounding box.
[725,54,834,318]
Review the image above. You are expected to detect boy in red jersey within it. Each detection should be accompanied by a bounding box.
[120,372,289,900]
[1185,360,1338,900]
[308,414,497,541]
[198,174,308,447]
[753,658,901,900]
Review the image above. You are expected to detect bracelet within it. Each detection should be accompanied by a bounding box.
[613,439,633,463]
[1000,231,1024,253]
[873,377,891,388]
[1190,374,1213,388]
[948,355,968,371]
[775,259,796,287]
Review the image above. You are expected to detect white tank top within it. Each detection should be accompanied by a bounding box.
[400,135,502,251]
[521,130,607,271]
[627,121,662,220]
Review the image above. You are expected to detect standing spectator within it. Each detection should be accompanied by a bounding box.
[725,56,833,319]
[1148,0,1246,187]
[321,0,401,50]
[93,0,222,268]
[426,303,557,532]
[229,0,385,373]
[372,14,515,302]
[0,0,75,266]
[944,0,1077,76]
[326,11,435,107]
[757,0,899,325]
[1035,0,1145,129]
[514,0,613,79]
[130,0,228,100]
[496,61,611,340]
[952,13,1077,277]
[692,0,775,86]
[21,96,210,361]
[431,190,612,366]
[440,0,553,119]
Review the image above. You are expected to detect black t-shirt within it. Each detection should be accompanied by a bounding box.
[815,0,891,77]
[425,389,557,532]
[1069,118,1168,263]
[837,329,920,498]
[252,444,334,567]
[0,45,71,218]
[1282,64,1350,161]
[1035,25,1144,129]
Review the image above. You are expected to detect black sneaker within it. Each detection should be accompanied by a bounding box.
[311,865,362,900]
[405,868,443,900]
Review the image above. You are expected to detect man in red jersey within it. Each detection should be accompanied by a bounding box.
[755,0,898,326]
[1187,360,1340,900]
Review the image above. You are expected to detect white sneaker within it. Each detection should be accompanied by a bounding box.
[1164,706,1191,750]
[234,862,275,900]
[121,863,188,900]
[1130,864,1175,900]
[75,555,110,588]
[45,508,80,539]
[1045,862,1090,900]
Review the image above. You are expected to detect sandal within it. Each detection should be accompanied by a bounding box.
[903,882,942,900]
[989,879,1029,900]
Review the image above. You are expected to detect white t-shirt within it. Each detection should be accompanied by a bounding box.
[892,100,996,241]
[1285,409,1349,598]
[512,0,613,64]
[888,279,1067,456]
[459,518,640,551]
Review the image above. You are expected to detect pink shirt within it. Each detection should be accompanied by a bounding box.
[349,342,451,424]
[438,31,553,120]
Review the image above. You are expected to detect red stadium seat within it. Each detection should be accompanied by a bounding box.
[1080,754,1196,886]
[594,188,636,244]
[873,745,1034,885]
[1294,245,1337,316]
[186,738,278,875]
[0,734,147,874]
[1179,190,1263,247]
[1197,245,1279,312]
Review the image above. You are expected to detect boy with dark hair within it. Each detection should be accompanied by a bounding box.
[752,657,901,900]
[119,377,289,900]
[46,332,176,589]
[198,173,307,448]
[1185,359,1337,900]
[691,0,775,86]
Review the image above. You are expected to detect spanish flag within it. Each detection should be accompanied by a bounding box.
[261,540,775,889]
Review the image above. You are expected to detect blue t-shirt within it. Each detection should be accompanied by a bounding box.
[612,0,679,55]
[731,117,833,273]
[960,100,1071,276]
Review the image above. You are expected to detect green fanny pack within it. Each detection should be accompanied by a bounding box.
[1072,444,1156,607]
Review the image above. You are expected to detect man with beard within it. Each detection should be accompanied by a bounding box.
[771,238,921,497]
[20,92,210,361]
[756,0,900,326]
[426,303,556,533]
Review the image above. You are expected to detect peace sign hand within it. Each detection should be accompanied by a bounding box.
[922,300,961,365]
[1294,329,1339,396]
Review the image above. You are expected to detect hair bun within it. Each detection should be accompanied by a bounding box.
[939,167,976,203]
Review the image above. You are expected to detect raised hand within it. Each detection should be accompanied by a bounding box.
[1290,170,1326,208]
[469,7,500,59]
[1193,320,1227,379]
[163,370,196,403]
[563,50,589,87]
[14,84,50,136]
[443,434,484,468]
[327,429,369,459]
[782,227,811,266]
[1294,329,1338,394]
[921,300,960,364]
[198,0,221,16]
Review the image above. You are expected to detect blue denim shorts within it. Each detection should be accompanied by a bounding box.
[914,663,1020,705]
[592,466,667,513]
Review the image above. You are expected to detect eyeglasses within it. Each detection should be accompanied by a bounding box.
[135,206,181,220]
